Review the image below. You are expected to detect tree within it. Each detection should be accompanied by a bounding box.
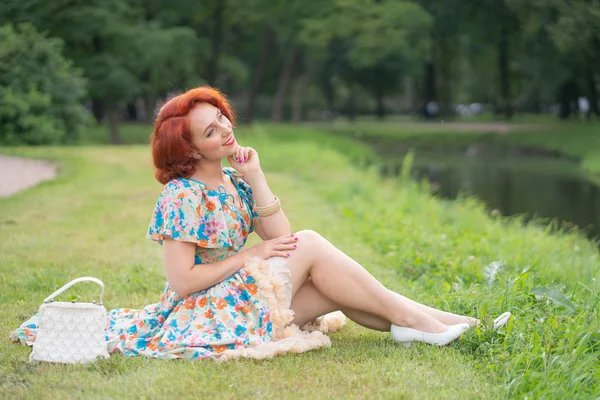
[0,24,89,145]
[1,0,200,142]
[464,0,521,119]
[418,0,466,116]
[541,0,600,118]
[301,0,432,119]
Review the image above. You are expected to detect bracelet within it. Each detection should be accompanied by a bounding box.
[255,196,281,217]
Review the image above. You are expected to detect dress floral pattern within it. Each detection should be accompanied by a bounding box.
[10,167,339,361]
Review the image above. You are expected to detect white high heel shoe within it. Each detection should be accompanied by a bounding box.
[493,312,511,330]
[458,311,512,331]
[390,323,470,347]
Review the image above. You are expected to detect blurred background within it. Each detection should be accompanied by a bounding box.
[1,0,599,238]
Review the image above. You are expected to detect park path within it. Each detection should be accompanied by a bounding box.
[0,155,57,197]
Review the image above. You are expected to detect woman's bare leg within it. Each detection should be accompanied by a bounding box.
[291,278,476,329]
[291,278,391,330]
[389,291,478,326]
[286,230,449,333]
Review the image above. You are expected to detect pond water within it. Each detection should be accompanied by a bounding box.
[364,138,600,241]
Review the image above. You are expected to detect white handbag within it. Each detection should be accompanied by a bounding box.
[29,277,110,364]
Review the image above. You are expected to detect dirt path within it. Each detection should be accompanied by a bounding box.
[0,155,57,197]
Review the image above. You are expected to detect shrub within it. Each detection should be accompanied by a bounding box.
[0,23,90,145]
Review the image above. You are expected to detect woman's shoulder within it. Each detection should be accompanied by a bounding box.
[162,177,206,196]
[152,178,213,212]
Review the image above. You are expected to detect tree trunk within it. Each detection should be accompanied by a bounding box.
[91,98,105,123]
[375,85,385,119]
[437,36,452,117]
[587,70,599,118]
[206,0,225,85]
[498,27,513,119]
[271,47,301,121]
[346,86,356,121]
[291,73,309,123]
[423,61,436,117]
[126,102,138,121]
[107,106,123,145]
[558,78,578,120]
[144,92,157,122]
[246,27,275,123]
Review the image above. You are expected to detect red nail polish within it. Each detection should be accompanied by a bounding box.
[287,253,290,257]
[293,245,297,248]
[294,237,298,241]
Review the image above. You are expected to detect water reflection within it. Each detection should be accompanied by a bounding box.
[380,152,600,241]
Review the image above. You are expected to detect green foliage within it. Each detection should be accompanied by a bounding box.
[300,0,431,101]
[302,0,431,69]
[114,22,204,101]
[1,0,202,141]
[0,0,598,137]
[0,24,89,145]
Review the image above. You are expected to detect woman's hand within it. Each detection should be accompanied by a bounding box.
[246,234,299,259]
[227,145,261,175]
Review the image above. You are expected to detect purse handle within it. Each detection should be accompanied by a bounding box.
[43,277,105,305]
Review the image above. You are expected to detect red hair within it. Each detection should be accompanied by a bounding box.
[150,86,237,184]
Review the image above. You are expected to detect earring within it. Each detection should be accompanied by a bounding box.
[192,153,202,160]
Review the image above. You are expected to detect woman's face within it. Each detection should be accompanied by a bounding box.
[189,102,238,160]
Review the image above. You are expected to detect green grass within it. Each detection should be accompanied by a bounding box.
[1,124,599,399]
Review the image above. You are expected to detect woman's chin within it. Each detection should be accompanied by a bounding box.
[223,147,238,159]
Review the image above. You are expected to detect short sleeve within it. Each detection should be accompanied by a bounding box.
[146,179,231,248]
[225,168,259,222]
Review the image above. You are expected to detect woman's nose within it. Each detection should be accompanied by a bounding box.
[219,121,232,134]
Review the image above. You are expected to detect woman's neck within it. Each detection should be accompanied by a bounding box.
[189,160,227,186]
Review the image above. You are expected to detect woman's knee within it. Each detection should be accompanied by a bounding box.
[293,229,324,245]
[289,230,327,262]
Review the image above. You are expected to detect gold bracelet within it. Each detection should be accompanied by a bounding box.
[255,196,281,217]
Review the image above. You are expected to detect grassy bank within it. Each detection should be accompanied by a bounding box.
[1,124,599,399]
[318,120,600,174]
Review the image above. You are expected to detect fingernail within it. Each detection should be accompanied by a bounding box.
[287,253,290,257]
[293,245,297,248]
[244,157,247,161]
[291,234,295,237]
[294,237,298,241]
[236,157,239,161]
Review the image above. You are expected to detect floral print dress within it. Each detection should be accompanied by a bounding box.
[10,167,338,361]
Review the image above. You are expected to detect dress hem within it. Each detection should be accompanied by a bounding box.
[215,256,337,361]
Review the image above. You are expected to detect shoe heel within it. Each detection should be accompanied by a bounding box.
[401,342,412,348]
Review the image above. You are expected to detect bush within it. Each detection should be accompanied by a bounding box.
[0,23,90,145]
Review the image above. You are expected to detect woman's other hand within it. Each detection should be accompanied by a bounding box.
[246,233,299,259]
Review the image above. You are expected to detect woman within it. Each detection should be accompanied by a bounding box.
[10,86,509,361]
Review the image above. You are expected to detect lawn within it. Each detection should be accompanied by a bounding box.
[1,124,599,399]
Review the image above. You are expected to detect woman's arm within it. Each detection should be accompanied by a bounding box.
[163,239,248,297]
[244,169,291,239]
[162,233,298,297]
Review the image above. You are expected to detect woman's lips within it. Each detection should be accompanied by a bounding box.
[223,136,235,146]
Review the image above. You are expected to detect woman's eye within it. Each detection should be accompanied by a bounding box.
[207,129,214,137]
[218,113,223,121]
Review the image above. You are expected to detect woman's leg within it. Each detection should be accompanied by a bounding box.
[286,230,467,333]
[291,278,391,330]
[389,291,478,326]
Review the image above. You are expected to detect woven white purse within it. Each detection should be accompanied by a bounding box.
[29,277,110,364]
